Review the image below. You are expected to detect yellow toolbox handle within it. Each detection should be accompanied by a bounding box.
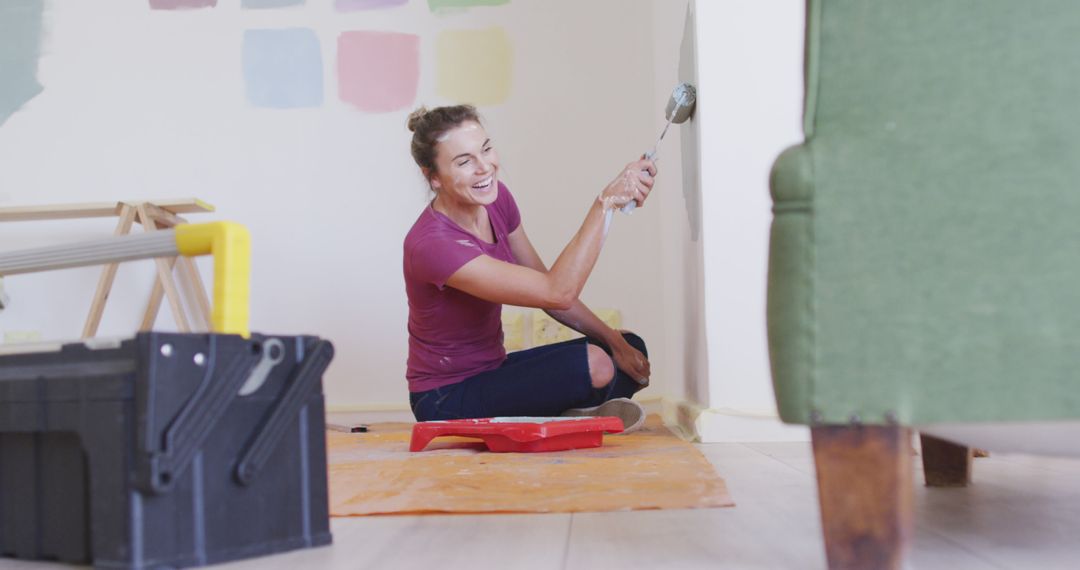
[174,222,251,338]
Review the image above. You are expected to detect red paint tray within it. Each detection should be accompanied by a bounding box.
[410,417,624,452]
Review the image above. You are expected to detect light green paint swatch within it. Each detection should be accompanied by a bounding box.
[428,0,509,12]
[436,27,512,106]
[0,0,45,126]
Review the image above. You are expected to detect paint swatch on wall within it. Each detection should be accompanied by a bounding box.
[436,28,512,106]
[243,29,323,109]
[338,31,419,113]
[0,0,45,127]
[243,0,304,8]
[149,0,218,9]
[428,0,509,12]
[335,0,408,11]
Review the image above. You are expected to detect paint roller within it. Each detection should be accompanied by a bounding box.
[623,82,697,215]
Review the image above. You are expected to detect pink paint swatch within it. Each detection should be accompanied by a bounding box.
[337,31,419,113]
[149,0,217,9]
[335,0,408,11]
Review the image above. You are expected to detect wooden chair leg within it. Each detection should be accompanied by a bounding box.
[919,433,973,487]
[812,425,914,570]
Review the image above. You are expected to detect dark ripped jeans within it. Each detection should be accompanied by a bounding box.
[409,332,647,421]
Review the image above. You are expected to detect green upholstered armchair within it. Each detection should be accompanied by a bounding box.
[767,1,1080,568]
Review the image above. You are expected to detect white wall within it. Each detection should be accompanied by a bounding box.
[0,1,693,411]
[694,0,809,441]
[0,0,817,442]
[649,0,709,409]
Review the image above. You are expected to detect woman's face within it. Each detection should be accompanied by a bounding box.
[428,120,500,206]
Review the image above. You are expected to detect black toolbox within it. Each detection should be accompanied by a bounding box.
[0,332,334,569]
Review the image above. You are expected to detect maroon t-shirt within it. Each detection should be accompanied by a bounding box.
[403,182,521,393]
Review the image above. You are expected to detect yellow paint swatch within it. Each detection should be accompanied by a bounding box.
[532,310,580,346]
[500,310,529,351]
[595,308,623,330]
[436,27,512,105]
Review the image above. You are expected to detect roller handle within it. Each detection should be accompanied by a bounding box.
[620,149,657,215]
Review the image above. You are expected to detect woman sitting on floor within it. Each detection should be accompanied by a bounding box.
[403,104,656,431]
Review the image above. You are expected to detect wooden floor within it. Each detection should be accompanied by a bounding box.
[3,441,1079,569]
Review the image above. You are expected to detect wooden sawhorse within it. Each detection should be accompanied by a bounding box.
[0,199,215,337]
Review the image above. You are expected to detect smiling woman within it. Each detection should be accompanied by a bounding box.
[402,104,658,432]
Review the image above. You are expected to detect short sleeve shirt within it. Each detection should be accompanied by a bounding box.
[403,181,521,392]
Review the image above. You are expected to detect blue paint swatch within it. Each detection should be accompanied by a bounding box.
[243,0,305,8]
[242,29,323,109]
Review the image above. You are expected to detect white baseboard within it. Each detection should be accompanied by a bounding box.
[662,399,810,443]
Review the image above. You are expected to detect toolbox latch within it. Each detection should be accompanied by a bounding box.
[138,335,262,494]
[234,339,334,485]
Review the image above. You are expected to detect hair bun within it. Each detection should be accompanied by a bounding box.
[406,107,429,132]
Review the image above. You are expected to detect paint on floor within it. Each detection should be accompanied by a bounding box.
[327,415,734,515]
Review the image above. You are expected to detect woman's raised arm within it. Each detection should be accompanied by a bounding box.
[446,158,656,309]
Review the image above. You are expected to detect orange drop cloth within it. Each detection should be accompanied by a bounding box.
[327,415,734,516]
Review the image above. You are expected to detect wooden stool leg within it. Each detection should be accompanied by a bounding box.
[141,205,210,331]
[82,204,137,338]
[176,257,212,331]
[140,258,180,332]
[141,273,165,332]
[812,425,914,570]
[920,433,973,487]
[153,257,190,332]
[136,204,190,332]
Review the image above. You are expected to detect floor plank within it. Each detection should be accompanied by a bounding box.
[915,453,1080,570]
[700,443,999,570]
[568,508,812,570]
[215,513,572,570]
[743,441,816,475]
[1,442,1079,569]
[986,452,1080,476]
